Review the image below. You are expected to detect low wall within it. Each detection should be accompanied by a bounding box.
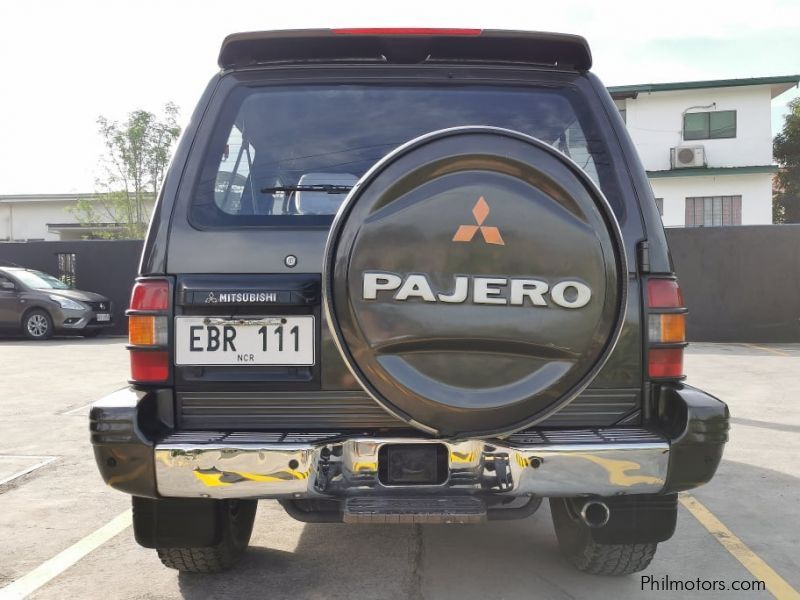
[666,225,800,343]
[2,226,798,342]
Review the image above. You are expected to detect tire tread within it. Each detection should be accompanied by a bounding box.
[156,544,239,574]
[568,539,657,576]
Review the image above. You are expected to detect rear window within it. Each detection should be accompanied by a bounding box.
[191,83,620,228]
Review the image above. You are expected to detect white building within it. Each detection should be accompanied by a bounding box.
[609,75,799,227]
[3,75,798,240]
[0,194,152,241]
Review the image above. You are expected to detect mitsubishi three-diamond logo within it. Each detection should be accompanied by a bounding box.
[451,197,504,246]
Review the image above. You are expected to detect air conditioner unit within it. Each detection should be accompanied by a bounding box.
[671,146,706,169]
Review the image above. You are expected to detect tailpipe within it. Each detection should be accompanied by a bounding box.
[580,500,610,528]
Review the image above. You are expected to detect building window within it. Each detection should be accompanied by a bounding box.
[654,198,664,216]
[683,110,736,140]
[57,253,77,288]
[685,196,742,227]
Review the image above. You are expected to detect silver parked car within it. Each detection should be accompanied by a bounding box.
[0,267,114,339]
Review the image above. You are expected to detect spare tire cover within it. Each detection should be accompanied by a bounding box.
[324,127,627,438]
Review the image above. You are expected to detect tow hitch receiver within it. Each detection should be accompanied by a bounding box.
[378,443,448,486]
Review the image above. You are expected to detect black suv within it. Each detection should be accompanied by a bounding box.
[0,266,113,339]
[90,29,729,576]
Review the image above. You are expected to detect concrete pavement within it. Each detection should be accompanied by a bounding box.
[0,339,797,599]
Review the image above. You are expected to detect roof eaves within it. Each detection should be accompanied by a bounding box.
[647,165,779,178]
[608,75,800,97]
[0,193,97,203]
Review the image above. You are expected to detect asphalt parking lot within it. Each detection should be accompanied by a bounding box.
[0,339,799,599]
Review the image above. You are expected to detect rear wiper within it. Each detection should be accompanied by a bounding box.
[260,184,353,194]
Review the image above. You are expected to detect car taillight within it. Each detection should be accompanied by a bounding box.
[646,278,687,380]
[130,280,169,310]
[127,278,170,383]
[129,315,168,346]
[130,351,169,381]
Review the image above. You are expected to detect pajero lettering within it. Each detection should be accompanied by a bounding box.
[362,271,592,309]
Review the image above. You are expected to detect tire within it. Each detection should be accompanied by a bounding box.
[549,498,657,576]
[155,499,257,573]
[23,309,53,340]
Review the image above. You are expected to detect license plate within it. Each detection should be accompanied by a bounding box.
[175,316,314,366]
[96,313,111,322]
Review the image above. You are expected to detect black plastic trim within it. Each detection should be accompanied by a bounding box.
[133,496,233,548]
[659,383,729,493]
[174,387,642,430]
[219,29,592,71]
[90,387,168,498]
[586,494,678,544]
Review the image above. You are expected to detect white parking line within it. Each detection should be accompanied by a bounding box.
[0,509,132,600]
[0,456,58,487]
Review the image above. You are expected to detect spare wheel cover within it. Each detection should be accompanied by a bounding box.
[323,126,627,438]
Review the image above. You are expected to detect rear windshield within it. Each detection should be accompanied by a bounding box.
[191,83,620,228]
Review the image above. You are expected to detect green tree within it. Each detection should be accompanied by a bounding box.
[773,97,800,224]
[72,103,181,238]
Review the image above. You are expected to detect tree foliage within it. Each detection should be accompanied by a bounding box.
[72,103,181,238]
[773,97,800,224]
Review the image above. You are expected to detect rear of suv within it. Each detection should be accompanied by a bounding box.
[90,29,729,576]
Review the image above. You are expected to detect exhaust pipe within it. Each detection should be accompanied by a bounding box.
[580,500,610,528]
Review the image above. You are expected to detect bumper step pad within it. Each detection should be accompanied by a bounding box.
[343,496,487,524]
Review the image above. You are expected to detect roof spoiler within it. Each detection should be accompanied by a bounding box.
[218,29,592,71]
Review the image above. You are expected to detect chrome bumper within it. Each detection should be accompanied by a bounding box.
[154,428,669,499]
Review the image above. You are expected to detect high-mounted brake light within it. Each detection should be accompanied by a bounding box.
[332,28,482,36]
[646,278,687,380]
[127,278,170,383]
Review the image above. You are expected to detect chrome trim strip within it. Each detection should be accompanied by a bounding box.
[155,430,668,500]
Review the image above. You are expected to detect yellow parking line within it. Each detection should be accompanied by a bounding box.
[741,343,793,357]
[680,494,800,600]
[0,509,132,600]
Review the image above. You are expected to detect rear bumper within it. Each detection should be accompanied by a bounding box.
[155,428,668,499]
[91,384,728,500]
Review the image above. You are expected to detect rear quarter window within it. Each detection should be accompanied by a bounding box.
[190,82,624,228]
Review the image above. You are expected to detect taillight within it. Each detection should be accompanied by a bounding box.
[130,280,169,310]
[127,278,170,383]
[332,28,482,36]
[130,351,169,381]
[646,278,687,380]
[129,315,168,346]
[648,348,684,378]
